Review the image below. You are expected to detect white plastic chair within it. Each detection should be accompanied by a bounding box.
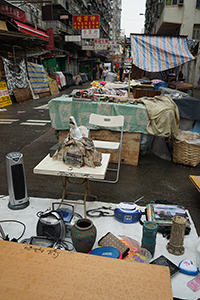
[88,113,124,183]
[78,126,88,138]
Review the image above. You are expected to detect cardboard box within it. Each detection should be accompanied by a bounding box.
[0,240,173,300]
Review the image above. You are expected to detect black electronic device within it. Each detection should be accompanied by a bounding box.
[21,236,55,248]
[6,152,29,210]
[52,202,74,224]
[37,210,66,240]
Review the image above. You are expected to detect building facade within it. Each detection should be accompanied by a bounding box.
[144,0,200,86]
[0,0,122,79]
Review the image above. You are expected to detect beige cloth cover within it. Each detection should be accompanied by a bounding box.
[141,95,180,137]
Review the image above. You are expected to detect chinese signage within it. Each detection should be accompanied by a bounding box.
[82,29,99,39]
[0,82,12,108]
[73,15,100,29]
[82,40,95,50]
[0,0,26,22]
[93,39,118,50]
[94,38,109,50]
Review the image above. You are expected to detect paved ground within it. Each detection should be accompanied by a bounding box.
[0,82,200,236]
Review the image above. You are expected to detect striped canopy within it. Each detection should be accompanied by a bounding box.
[130,34,195,72]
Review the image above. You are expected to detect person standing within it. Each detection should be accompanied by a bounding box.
[99,66,103,78]
[102,67,108,81]
[119,64,124,82]
[92,67,96,80]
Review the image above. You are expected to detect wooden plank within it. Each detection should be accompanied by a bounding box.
[58,129,141,166]
[38,91,51,98]
[48,81,59,95]
[189,175,200,193]
[13,87,32,103]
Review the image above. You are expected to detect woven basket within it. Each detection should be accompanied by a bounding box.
[173,131,200,167]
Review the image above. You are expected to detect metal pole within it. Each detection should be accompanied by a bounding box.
[128,73,130,97]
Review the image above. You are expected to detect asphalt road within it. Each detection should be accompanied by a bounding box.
[0,82,200,236]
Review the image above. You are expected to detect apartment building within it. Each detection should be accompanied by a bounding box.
[0,0,121,77]
[144,0,200,86]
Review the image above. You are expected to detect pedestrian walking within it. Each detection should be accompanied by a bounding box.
[102,67,108,81]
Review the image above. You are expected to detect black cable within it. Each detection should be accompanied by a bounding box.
[86,206,114,218]
[53,239,74,251]
[0,220,26,241]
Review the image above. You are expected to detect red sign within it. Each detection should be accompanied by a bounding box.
[73,15,100,29]
[0,0,26,22]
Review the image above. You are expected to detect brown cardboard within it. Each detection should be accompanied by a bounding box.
[13,88,32,103]
[0,240,173,300]
[49,80,59,95]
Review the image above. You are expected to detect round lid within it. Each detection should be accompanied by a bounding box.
[89,246,122,259]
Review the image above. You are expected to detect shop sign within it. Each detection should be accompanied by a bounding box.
[0,82,12,108]
[97,51,109,55]
[82,29,99,39]
[60,15,68,19]
[0,0,26,22]
[94,38,109,44]
[65,35,81,42]
[82,39,95,50]
[73,15,100,29]
[82,45,94,50]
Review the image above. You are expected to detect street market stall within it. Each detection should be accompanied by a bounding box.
[130,34,195,95]
[0,195,199,300]
[48,95,149,166]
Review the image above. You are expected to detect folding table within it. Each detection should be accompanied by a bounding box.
[33,153,110,217]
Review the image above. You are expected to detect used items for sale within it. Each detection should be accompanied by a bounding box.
[52,116,102,168]
[71,218,96,253]
[150,255,180,277]
[146,203,190,227]
[178,259,199,276]
[114,202,142,223]
[98,232,130,258]
[166,215,187,255]
[119,235,152,263]
[141,221,158,257]
[88,246,122,259]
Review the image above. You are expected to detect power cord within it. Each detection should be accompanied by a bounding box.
[45,231,74,251]
[0,220,26,242]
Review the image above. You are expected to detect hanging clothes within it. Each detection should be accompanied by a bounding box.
[2,58,29,95]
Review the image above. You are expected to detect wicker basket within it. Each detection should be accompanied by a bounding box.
[173,131,200,167]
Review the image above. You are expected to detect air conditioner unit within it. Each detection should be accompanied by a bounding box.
[178,0,184,6]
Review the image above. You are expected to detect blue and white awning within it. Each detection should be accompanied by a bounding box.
[130,34,195,72]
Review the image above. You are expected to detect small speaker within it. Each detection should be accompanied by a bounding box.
[6,152,29,210]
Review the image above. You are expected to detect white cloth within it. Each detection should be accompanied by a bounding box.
[56,72,66,87]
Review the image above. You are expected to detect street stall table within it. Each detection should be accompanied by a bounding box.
[0,195,199,300]
[33,153,110,217]
[48,96,149,166]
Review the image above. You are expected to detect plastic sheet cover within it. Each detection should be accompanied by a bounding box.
[130,34,194,72]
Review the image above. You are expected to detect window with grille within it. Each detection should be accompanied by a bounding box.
[166,0,178,5]
[192,24,200,40]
